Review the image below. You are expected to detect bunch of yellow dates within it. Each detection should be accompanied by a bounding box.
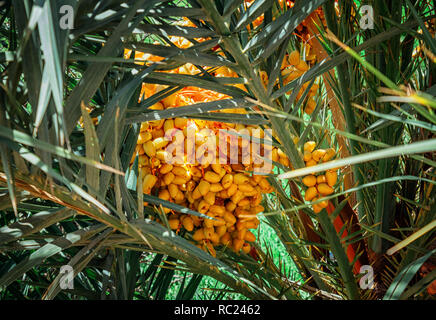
[256,48,319,116]
[134,112,280,257]
[281,50,319,115]
[128,42,288,256]
[301,141,338,213]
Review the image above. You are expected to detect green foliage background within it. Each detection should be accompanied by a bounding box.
[0,0,435,300]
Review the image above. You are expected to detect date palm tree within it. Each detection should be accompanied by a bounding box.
[0,0,434,300]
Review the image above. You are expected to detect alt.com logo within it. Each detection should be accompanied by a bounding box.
[59,265,74,290]
[359,5,374,30]
[59,4,375,31]
[359,265,375,290]
[60,5,74,30]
